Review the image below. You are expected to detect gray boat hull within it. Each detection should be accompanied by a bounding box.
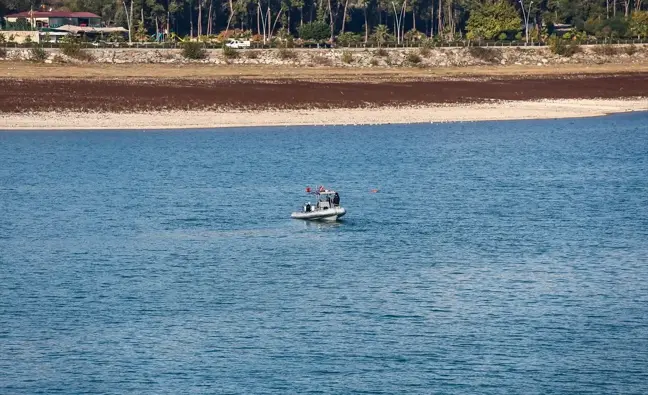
[291,207,346,221]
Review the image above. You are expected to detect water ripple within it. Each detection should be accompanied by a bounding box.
[1,113,648,394]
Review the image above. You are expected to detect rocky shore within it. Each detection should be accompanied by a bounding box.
[2,44,648,68]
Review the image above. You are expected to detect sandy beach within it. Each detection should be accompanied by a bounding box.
[2,99,646,130]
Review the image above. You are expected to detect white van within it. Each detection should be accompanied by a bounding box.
[225,39,251,49]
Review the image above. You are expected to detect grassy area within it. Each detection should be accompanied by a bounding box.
[2,62,648,81]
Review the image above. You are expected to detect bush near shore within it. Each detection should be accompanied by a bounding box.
[61,39,94,62]
[182,41,208,59]
[29,46,47,62]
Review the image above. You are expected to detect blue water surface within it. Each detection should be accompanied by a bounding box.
[1,113,648,394]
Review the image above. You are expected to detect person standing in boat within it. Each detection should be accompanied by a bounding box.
[333,192,340,206]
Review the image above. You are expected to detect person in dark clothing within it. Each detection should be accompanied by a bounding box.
[333,192,340,206]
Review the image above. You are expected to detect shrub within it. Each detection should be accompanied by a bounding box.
[245,50,260,59]
[341,50,353,64]
[372,24,391,48]
[222,45,239,59]
[30,46,47,62]
[181,41,207,60]
[337,32,361,46]
[592,44,619,56]
[61,39,80,56]
[0,47,6,58]
[624,44,638,56]
[311,55,332,66]
[277,47,297,60]
[159,50,175,60]
[108,32,125,43]
[52,54,67,63]
[61,39,94,61]
[419,46,431,56]
[374,48,388,57]
[75,49,94,62]
[0,33,5,43]
[468,46,501,63]
[404,28,426,42]
[298,21,330,41]
[549,37,580,57]
[369,58,379,66]
[406,52,422,64]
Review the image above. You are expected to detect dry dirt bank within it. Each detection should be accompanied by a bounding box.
[2,61,648,80]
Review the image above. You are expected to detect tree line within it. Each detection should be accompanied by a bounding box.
[1,0,648,43]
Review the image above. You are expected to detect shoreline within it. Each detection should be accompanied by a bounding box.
[1,99,647,131]
[1,44,647,70]
[3,61,648,80]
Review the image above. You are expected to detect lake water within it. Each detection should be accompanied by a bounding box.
[2,113,648,394]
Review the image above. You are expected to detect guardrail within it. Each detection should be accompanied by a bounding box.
[1,38,647,49]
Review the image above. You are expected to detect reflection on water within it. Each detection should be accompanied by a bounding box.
[299,219,344,230]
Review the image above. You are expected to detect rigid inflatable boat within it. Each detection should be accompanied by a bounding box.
[291,186,346,222]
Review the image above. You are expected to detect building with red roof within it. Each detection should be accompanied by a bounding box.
[5,10,102,29]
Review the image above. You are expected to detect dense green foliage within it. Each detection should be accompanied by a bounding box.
[631,10,648,37]
[337,31,362,45]
[298,21,330,41]
[466,1,520,40]
[1,0,647,43]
